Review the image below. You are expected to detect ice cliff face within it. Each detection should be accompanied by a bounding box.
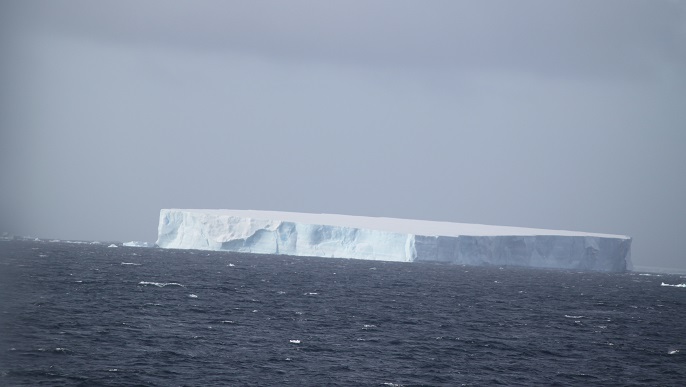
[156,209,632,272]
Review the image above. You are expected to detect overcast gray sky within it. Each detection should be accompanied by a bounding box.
[2,1,685,271]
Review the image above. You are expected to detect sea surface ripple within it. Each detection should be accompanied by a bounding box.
[1,240,685,386]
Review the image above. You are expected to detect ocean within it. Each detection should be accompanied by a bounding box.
[1,240,684,386]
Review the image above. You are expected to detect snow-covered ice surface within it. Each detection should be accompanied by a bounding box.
[156,209,632,272]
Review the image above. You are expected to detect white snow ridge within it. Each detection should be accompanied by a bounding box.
[156,209,632,272]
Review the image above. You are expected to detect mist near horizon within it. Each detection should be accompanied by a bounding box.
[1,1,685,271]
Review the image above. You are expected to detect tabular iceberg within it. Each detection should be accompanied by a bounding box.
[156,209,632,272]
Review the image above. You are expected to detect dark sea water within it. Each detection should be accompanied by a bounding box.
[1,240,685,386]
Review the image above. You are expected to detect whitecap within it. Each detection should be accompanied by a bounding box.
[121,262,141,266]
[189,294,198,298]
[138,281,185,287]
[289,340,301,344]
[565,315,584,319]
[107,244,118,248]
[122,241,154,247]
[304,292,318,295]
[668,349,679,355]
[661,282,686,288]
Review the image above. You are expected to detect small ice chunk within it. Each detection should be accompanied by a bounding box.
[661,282,686,288]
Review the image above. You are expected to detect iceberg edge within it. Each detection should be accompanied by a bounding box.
[156,209,632,272]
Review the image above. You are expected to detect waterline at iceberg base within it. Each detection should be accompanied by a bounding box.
[156,209,632,273]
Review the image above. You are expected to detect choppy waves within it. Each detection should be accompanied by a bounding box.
[2,240,686,386]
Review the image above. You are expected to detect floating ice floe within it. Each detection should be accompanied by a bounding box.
[661,282,686,288]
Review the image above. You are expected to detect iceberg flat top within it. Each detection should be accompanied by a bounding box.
[167,209,629,239]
